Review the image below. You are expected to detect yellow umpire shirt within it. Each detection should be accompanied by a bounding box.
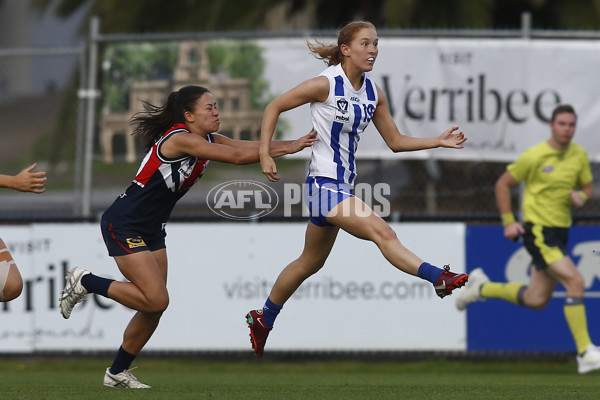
[507,140,593,228]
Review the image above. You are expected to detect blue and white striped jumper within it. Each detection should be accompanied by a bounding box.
[307,63,378,186]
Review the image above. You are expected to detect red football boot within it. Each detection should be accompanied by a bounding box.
[246,309,272,358]
[434,264,468,298]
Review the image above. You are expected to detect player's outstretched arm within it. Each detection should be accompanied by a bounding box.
[0,163,47,193]
[373,86,466,152]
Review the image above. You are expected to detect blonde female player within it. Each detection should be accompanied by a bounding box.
[0,163,47,302]
[246,21,469,358]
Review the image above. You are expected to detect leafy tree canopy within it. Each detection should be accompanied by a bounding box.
[32,0,600,33]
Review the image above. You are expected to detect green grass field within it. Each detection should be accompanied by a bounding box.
[1,356,599,400]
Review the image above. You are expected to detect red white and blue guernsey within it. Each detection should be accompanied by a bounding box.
[102,123,212,239]
[308,63,378,186]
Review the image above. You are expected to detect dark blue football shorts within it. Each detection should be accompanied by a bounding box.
[100,217,166,257]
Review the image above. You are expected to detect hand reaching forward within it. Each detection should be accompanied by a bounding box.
[439,127,467,149]
[11,163,47,193]
[287,129,318,154]
[262,130,318,182]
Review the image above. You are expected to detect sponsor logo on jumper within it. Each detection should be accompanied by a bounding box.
[335,114,350,122]
[542,165,554,173]
[337,98,348,113]
[178,158,196,178]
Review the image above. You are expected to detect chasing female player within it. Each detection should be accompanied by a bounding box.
[59,85,317,388]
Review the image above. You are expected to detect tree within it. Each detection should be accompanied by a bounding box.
[206,40,268,109]
[103,42,178,112]
[32,0,294,33]
[32,0,600,32]
[102,40,268,112]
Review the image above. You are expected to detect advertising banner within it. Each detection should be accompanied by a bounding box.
[0,222,466,353]
[261,38,600,162]
[465,225,600,352]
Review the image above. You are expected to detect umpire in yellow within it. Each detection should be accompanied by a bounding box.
[456,104,599,373]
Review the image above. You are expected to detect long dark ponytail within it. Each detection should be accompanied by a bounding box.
[131,85,211,151]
